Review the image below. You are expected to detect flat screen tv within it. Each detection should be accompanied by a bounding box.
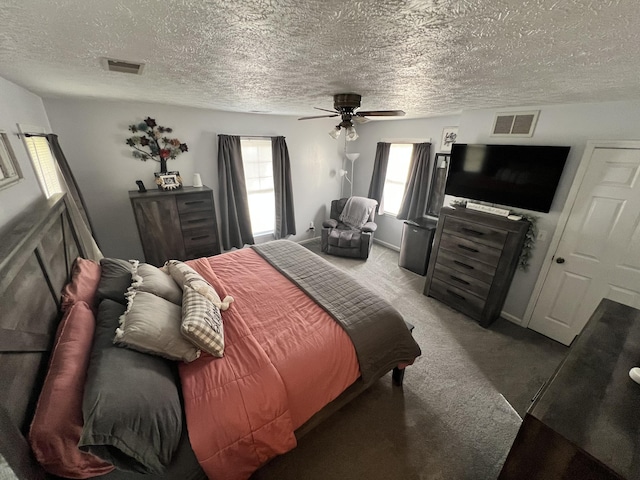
[445,144,570,213]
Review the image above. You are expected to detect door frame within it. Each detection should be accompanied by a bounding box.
[522,139,640,327]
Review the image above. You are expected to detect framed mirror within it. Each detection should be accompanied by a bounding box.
[0,131,22,191]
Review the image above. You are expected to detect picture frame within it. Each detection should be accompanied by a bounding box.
[440,126,458,153]
[154,171,183,191]
[0,130,23,191]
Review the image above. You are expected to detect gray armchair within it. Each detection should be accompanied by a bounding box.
[321,197,378,259]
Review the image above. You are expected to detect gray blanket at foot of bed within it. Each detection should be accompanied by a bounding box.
[252,240,422,384]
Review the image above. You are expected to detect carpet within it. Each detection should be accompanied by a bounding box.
[251,239,567,480]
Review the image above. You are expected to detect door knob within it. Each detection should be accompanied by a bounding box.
[556,257,565,264]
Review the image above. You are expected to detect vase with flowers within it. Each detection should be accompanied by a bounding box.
[125,117,188,173]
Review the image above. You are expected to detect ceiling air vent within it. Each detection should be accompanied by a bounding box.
[491,111,539,137]
[102,58,144,75]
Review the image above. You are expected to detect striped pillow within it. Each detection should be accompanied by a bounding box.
[165,260,233,311]
[181,284,224,357]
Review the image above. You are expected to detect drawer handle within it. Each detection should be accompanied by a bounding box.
[450,275,470,285]
[185,200,205,205]
[458,244,479,253]
[453,260,474,270]
[462,227,485,236]
[446,289,466,301]
[186,219,206,224]
[191,234,209,241]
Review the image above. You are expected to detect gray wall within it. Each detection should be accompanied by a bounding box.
[43,99,346,259]
[0,77,51,229]
[356,100,640,322]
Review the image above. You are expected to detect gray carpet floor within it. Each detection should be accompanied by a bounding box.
[251,240,567,480]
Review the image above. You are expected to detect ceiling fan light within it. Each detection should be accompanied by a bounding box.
[329,126,341,139]
[345,126,358,141]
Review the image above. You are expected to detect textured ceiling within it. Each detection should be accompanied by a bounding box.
[0,0,639,117]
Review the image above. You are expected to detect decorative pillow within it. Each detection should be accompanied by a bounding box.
[130,260,182,305]
[61,258,102,313]
[181,284,225,357]
[29,301,115,479]
[165,260,234,311]
[114,290,200,362]
[80,299,182,474]
[97,258,133,305]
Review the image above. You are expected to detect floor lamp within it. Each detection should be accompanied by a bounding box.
[340,152,360,197]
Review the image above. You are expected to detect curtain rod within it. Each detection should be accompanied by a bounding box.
[15,133,49,138]
[218,134,283,139]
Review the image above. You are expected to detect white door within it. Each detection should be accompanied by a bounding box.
[528,144,640,345]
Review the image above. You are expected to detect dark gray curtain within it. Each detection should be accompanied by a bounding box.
[397,143,433,220]
[271,136,296,239]
[46,134,95,237]
[217,135,255,249]
[367,142,391,213]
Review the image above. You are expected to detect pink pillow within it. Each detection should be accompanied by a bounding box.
[29,301,114,479]
[61,258,101,313]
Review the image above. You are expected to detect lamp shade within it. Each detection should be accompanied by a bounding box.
[345,153,360,162]
[345,126,358,141]
[328,126,341,139]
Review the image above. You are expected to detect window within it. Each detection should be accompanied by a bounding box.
[382,143,413,216]
[0,131,22,191]
[20,127,61,198]
[240,138,275,235]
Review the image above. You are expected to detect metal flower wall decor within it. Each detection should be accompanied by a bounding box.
[125,117,188,172]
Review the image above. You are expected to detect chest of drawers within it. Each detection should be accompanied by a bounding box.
[423,207,529,327]
[129,186,221,266]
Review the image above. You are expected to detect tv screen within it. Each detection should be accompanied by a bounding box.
[445,144,570,213]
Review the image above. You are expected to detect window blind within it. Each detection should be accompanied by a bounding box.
[24,136,62,198]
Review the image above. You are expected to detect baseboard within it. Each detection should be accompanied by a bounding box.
[373,238,400,252]
[501,310,524,327]
[297,236,319,245]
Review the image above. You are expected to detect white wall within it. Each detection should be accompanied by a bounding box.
[43,98,345,259]
[359,100,640,322]
[0,77,51,229]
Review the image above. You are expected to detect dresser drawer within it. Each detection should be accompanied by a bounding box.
[443,216,507,249]
[435,249,496,284]
[179,210,216,232]
[177,193,212,214]
[433,263,491,300]
[440,233,502,267]
[429,277,485,320]
[182,227,217,250]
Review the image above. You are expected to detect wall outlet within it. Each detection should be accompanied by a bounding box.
[309,221,314,230]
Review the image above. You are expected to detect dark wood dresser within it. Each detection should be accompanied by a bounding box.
[423,207,529,327]
[129,186,221,266]
[499,299,640,480]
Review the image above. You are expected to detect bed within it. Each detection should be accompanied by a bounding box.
[0,193,421,480]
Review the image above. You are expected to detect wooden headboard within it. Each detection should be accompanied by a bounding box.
[0,193,84,479]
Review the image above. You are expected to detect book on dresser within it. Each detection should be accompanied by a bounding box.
[423,206,529,327]
[129,186,221,266]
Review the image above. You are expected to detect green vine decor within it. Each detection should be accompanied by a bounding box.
[450,200,538,271]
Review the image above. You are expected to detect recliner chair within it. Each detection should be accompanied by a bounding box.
[321,197,378,259]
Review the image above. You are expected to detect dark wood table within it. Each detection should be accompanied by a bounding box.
[499,299,640,480]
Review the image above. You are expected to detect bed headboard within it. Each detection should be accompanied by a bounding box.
[0,193,84,479]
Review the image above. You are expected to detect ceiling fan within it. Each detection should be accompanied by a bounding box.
[298,93,405,141]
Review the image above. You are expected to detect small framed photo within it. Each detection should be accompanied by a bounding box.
[155,171,183,191]
[440,126,458,153]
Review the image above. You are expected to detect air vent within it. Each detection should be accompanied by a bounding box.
[102,58,144,75]
[491,111,539,137]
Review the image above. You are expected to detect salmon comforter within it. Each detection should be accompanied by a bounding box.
[179,241,420,480]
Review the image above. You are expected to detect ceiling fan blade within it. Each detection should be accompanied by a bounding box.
[314,107,339,114]
[352,116,370,124]
[356,110,406,117]
[298,114,339,120]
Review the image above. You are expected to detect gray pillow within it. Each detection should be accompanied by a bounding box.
[114,291,200,363]
[80,299,182,474]
[97,258,133,305]
[132,261,182,305]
